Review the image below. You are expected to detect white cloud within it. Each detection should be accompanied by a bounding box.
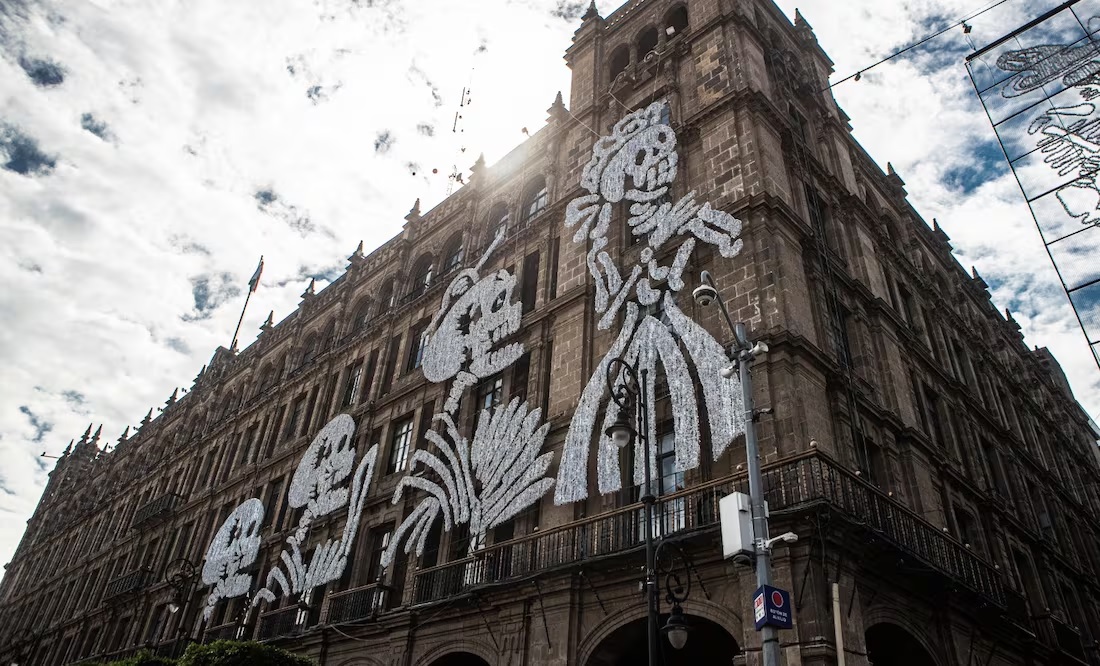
[0,0,1097,577]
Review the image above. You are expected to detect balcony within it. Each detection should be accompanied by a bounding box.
[203,621,242,643]
[102,568,153,601]
[257,605,301,641]
[326,583,388,624]
[130,493,179,530]
[410,451,1007,608]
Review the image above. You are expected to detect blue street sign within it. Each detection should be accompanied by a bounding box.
[753,585,793,630]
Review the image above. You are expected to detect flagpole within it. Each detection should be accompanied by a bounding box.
[232,256,264,352]
[230,289,253,352]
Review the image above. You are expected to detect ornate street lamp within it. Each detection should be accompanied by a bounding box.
[604,356,660,666]
[606,357,702,662]
[656,541,695,652]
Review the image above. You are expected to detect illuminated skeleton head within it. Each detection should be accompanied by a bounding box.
[581,101,677,204]
[288,414,356,535]
[202,498,264,619]
[422,268,523,383]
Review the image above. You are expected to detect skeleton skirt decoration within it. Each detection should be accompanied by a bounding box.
[553,99,748,505]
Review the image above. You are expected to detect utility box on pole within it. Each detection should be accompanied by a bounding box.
[720,492,754,563]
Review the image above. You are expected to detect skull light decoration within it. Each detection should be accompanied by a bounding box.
[421,229,524,414]
[201,498,264,620]
[287,413,356,542]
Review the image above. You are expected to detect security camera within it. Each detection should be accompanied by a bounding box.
[692,283,718,307]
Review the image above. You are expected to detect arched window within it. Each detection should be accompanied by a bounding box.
[300,333,319,366]
[257,363,277,395]
[664,6,688,38]
[409,255,434,299]
[351,298,372,332]
[487,202,510,240]
[637,26,659,59]
[377,280,395,313]
[442,233,465,274]
[609,44,630,82]
[521,177,548,222]
[222,391,237,420]
[320,320,335,352]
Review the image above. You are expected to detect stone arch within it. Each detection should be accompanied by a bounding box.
[863,606,942,666]
[609,43,630,82]
[414,639,496,666]
[577,597,743,666]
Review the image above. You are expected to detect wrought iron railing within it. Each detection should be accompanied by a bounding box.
[102,568,153,601]
[257,606,300,641]
[410,450,1007,608]
[130,493,179,530]
[326,583,388,624]
[203,622,240,642]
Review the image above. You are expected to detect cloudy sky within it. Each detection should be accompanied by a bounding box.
[1,0,1097,572]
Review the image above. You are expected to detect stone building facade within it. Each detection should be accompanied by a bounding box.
[3,0,1100,665]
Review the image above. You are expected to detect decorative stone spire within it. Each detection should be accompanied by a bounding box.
[547,90,567,124]
[971,266,989,290]
[301,278,316,300]
[582,0,599,21]
[469,153,487,187]
[932,218,951,245]
[348,241,367,272]
[165,387,179,409]
[194,364,206,385]
[261,310,275,333]
[1005,308,1022,332]
[118,426,130,445]
[90,425,102,449]
[63,439,73,456]
[794,8,812,30]
[885,161,907,195]
[78,424,91,446]
[405,198,422,225]
[141,408,153,428]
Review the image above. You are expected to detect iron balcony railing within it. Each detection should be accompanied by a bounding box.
[130,493,179,530]
[102,568,153,601]
[257,605,301,641]
[326,582,388,624]
[411,450,1007,607]
[203,622,240,643]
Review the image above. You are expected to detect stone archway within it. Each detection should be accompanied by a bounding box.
[866,622,938,666]
[586,613,739,666]
[425,652,491,666]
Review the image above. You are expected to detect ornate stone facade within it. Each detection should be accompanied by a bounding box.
[3,1,1100,665]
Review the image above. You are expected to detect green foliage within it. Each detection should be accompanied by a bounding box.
[177,640,314,666]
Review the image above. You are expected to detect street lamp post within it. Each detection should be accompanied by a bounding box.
[603,357,659,666]
[692,270,780,666]
[604,358,703,665]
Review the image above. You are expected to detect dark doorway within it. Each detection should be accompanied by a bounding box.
[866,623,937,666]
[428,652,491,666]
[587,613,739,666]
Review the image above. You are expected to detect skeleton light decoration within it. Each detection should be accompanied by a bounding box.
[201,498,264,620]
[382,229,554,568]
[997,32,1100,227]
[553,99,748,505]
[200,414,377,617]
